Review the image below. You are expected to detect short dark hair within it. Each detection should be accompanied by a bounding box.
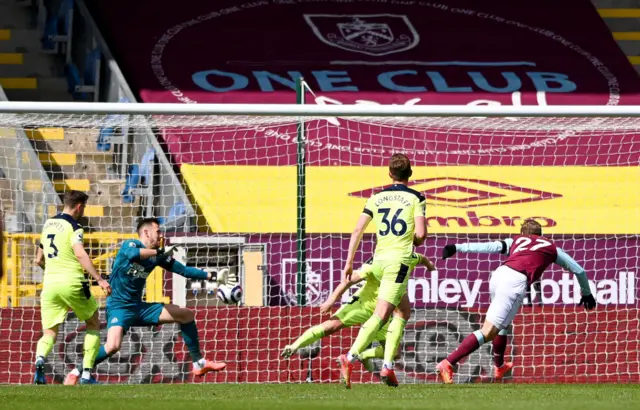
[389,153,412,181]
[136,217,161,233]
[63,190,89,208]
[520,219,543,236]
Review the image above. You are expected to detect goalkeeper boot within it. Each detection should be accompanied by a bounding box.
[436,360,454,384]
[494,362,514,381]
[280,345,296,358]
[337,354,353,389]
[33,357,47,385]
[192,359,227,376]
[380,365,399,388]
[64,368,80,385]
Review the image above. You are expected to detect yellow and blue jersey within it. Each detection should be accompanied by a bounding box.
[39,213,85,284]
[363,184,426,261]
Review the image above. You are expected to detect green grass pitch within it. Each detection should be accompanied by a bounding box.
[0,384,639,410]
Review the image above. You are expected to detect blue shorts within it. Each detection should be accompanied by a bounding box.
[106,302,165,331]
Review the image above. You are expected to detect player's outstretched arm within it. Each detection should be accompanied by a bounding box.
[343,214,371,280]
[555,248,596,310]
[442,238,513,260]
[415,253,436,271]
[320,272,364,314]
[161,258,209,280]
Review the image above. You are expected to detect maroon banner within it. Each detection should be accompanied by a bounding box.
[90,0,640,166]
[246,234,640,308]
[1,307,637,384]
[91,0,639,105]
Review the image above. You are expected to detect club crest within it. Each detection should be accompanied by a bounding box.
[304,14,419,56]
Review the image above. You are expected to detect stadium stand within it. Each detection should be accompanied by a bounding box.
[1,0,640,386]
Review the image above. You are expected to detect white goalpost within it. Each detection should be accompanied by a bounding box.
[0,102,638,384]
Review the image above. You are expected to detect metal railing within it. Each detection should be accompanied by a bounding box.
[0,232,169,307]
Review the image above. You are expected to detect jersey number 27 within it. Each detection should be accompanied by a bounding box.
[512,237,551,253]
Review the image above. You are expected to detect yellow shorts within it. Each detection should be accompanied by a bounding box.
[40,281,98,329]
[334,295,388,341]
[374,254,420,307]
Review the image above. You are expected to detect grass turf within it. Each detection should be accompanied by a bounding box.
[0,384,638,410]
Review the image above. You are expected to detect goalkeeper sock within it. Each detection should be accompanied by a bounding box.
[492,329,508,367]
[290,325,325,351]
[447,330,485,366]
[180,321,203,363]
[82,330,101,370]
[35,334,55,361]
[383,317,407,366]
[93,345,110,366]
[360,345,384,361]
[348,315,384,361]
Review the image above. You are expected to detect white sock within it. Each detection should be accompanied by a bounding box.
[383,361,393,369]
[70,368,80,377]
[192,358,206,370]
[82,369,91,380]
[346,352,357,364]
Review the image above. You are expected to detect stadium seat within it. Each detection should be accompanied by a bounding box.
[83,48,101,87]
[157,202,187,225]
[96,127,115,152]
[139,148,155,186]
[121,164,140,204]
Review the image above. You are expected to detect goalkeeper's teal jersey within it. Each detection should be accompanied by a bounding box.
[363,184,426,261]
[108,240,209,308]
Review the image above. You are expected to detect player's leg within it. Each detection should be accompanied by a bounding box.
[281,318,344,358]
[35,284,68,384]
[64,308,129,385]
[383,293,411,368]
[156,303,226,376]
[437,266,526,383]
[345,262,397,363]
[376,262,413,387]
[65,282,101,384]
[492,328,512,380]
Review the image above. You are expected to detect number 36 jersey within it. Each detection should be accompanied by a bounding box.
[39,213,86,285]
[363,184,426,261]
[504,234,558,284]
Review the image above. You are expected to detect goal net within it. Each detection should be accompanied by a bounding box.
[0,105,638,385]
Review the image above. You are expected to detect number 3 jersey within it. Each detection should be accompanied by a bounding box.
[39,213,86,285]
[503,235,558,284]
[363,184,426,261]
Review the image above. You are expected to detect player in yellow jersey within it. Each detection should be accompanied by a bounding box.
[338,154,427,389]
[33,191,111,385]
[281,254,435,375]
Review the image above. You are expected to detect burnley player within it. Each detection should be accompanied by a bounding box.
[282,253,435,373]
[64,218,225,384]
[436,219,596,383]
[338,154,427,388]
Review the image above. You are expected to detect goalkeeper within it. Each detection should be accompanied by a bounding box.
[281,253,435,372]
[65,218,226,384]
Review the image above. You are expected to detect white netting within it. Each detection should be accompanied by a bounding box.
[0,109,638,384]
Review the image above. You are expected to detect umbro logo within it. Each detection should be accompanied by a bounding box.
[110,318,119,324]
[348,177,562,209]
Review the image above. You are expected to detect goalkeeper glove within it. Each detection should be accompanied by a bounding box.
[205,267,229,284]
[578,293,596,310]
[156,245,178,258]
[442,244,457,260]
